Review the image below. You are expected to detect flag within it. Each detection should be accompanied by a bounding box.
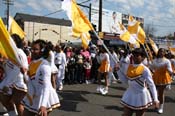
[0,18,21,66]
[119,23,140,48]
[128,16,146,44]
[169,45,175,55]
[80,32,91,49]
[8,16,26,39]
[149,37,158,55]
[61,0,94,48]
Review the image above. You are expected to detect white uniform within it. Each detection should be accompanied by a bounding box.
[108,52,119,82]
[54,51,67,89]
[117,63,159,110]
[118,55,130,75]
[0,48,28,94]
[22,59,60,114]
[47,51,58,74]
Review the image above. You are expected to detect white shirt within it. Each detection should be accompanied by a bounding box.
[109,52,119,69]
[0,48,28,93]
[55,51,67,69]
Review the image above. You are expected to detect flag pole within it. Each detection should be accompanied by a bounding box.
[135,37,151,62]
[92,30,118,64]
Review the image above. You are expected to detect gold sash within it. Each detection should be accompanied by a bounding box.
[127,64,144,79]
[28,60,42,77]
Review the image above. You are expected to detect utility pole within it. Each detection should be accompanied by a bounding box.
[77,3,91,21]
[89,3,91,21]
[3,0,14,30]
[98,0,102,32]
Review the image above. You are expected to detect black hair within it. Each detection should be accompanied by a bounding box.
[157,48,165,58]
[11,34,23,48]
[47,41,54,51]
[132,48,146,57]
[32,39,51,59]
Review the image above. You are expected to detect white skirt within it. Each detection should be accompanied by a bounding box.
[22,80,60,114]
[12,73,27,92]
[51,64,58,74]
[120,87,153,110]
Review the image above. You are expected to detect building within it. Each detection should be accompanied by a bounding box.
[14,13,74,45]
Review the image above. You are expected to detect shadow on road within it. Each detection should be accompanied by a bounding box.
[105,94,123,99]
[104,105,123,111]
[165,96,175,103]
[58,90,90,112]
[109,86,126,91]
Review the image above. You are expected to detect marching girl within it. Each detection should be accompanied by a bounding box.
[0,34,28,116]
[96,46,110,95]
[117,48,159,116]
[150,48,173,114]
[54,45,67,91]
[22,39,60,116]
[46,42,58,89]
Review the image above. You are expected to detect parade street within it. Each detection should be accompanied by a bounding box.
[50,82,175,116]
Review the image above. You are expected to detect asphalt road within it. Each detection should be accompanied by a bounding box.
[50,81,175,116]
[0,81,174,116]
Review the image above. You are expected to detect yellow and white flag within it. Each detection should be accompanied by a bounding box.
[0,17,21,66]
[61,0,94,48]
[80,32,91,49]
[128,16,146,44]
[8,16,26,39]
[119,23,140,48]
[149,37,158,55]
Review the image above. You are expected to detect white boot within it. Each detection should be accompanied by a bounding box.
[96,85,103,92]
[3,113,9,116]
[158,104,164,114]
[100,86,108,95]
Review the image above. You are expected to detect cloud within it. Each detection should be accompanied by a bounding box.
[40,0,61,12]
[6,0,175,36]
[27,1,42,11]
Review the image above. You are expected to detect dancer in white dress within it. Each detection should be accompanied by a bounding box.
[0,34,28,116]
[22,39,60,116]
[117,48,159,116]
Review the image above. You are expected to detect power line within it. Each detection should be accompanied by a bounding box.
[43,0,92,17]
[43,9,63,17]
[42,0,93,17]
[80,0,92,4]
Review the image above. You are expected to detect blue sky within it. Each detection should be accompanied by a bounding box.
[0,0,175,37]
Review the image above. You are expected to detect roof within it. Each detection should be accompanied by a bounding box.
[14,13,72,26]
